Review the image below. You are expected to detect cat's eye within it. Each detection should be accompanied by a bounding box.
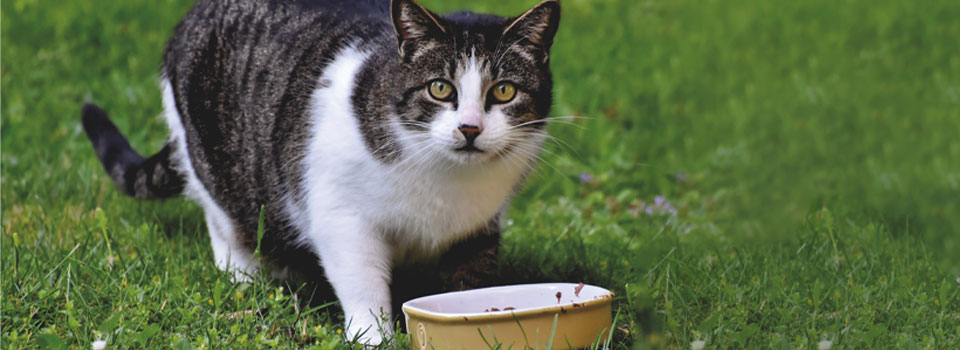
[490,82,517,103]
[428,80,455,101]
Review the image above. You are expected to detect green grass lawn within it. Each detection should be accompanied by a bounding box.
[3,0,960,348]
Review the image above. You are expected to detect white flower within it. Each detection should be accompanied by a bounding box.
[92,340,107,350]
[817,340,833,350]
[691,340,706,350]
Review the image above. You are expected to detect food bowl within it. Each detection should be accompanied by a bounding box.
[402,283,614,349]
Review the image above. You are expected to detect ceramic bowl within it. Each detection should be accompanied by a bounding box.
[402,283,614,350]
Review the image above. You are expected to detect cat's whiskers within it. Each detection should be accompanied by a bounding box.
[538,133,580,158]
[500,131,567,178]
[407,139,458,175]
[373,130,429,160]
[395,120,433,130]
[506,115,589,130]
[490,134,538,172]
[370,139,401,159]
[492,36,505,66]
[504,145,545,178]
[503,125,579,158]
[393,137,439,171]
[513,148,554,178]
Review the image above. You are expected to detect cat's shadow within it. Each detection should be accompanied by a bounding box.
[279,263,456,332]
[147,199,207,239]
[147,209,565,333]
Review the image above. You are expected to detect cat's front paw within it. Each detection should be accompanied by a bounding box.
[345,312,392,347]
[346,324,388,347]
[355,332,384,348]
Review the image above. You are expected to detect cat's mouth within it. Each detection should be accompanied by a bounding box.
[453,144,485,153]
[446,143,498,165]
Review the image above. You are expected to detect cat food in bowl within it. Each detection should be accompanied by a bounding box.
[402,283,614,349]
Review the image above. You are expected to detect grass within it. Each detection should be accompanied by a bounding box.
[3,0,960,348]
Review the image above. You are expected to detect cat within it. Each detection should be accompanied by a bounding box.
[81,0,560,344]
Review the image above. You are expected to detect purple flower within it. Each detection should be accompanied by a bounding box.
[579,172,593,184]
[644,195,678,216]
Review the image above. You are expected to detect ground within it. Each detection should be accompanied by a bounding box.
[2,0,959,349]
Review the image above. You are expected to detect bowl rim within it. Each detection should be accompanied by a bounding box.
[401,283,614,323]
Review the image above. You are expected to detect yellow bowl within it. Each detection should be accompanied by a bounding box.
[402,283,614,350]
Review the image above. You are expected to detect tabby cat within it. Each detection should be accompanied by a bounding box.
[82,0,560,343]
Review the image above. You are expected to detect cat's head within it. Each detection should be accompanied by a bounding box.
[389,0,560,166]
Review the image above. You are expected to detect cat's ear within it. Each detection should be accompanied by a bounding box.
[391,0,446,60]
[501,0,561,63]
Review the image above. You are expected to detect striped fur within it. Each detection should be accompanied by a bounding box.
[81,104,184,199]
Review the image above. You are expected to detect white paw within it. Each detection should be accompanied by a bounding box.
[214,255,259,283]
[345,312,392,346]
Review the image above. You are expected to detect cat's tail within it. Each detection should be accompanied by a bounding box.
[81,103,185,199]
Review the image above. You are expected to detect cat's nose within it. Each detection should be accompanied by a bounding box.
[458,123,483,144]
